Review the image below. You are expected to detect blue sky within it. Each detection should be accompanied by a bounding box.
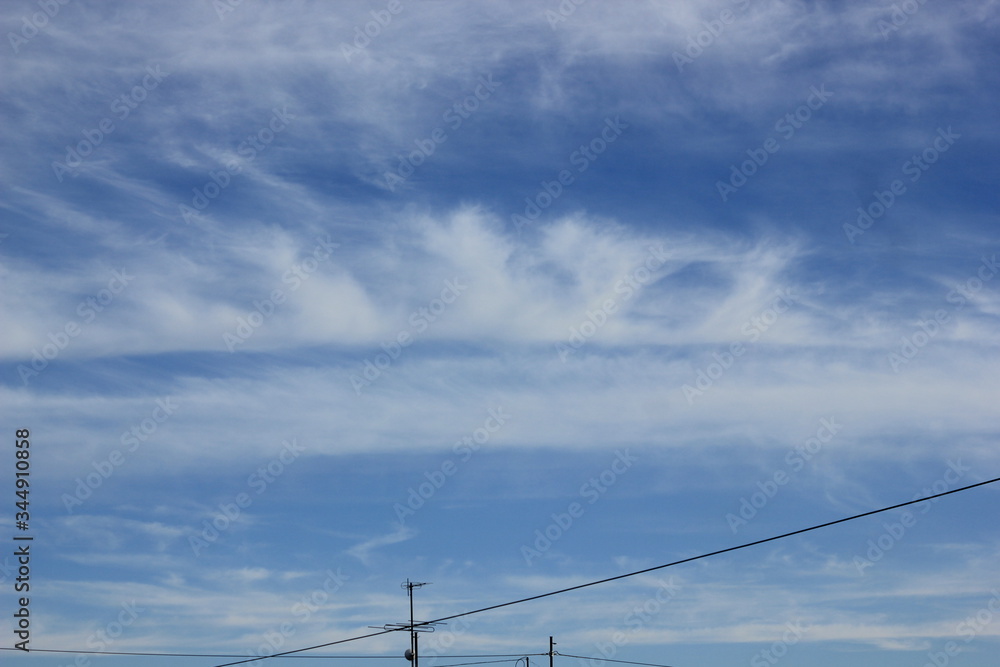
[1,0,999,666]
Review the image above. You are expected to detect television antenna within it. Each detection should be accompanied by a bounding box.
[371,580,443,667]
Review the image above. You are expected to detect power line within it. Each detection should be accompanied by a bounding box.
[423,656,546,660]
[0,647,390,658]
[214,628,398,666]
[433,659,524,667]
[213,475,1000,667]
[0,647,545,659]
[558,653,675,667]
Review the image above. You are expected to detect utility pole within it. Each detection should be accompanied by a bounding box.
[404,580,429,667]
[549,636,555,667]
[371,580,439,667]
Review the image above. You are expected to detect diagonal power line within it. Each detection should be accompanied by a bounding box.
[214,475,1000,667]
[558,653,675,667]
